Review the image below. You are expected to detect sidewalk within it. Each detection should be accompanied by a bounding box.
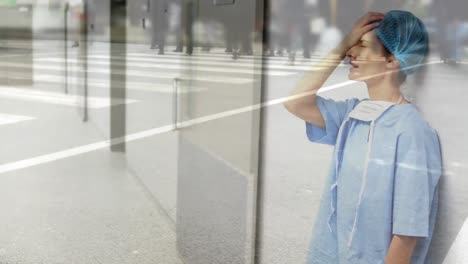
[0,148,184,264]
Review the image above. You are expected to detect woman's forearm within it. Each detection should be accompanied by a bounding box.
[385,235,417,264]
[285,46,347,108]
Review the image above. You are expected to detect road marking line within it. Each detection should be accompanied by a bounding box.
[34,75,206,93]
[83,53,342,68]
[36,57,321,72]
[0,113,35,125]
[3,62,254,84]
[126,51,322,62]
[26,59,296,76]
[0,51,60,59]
[0,86,138,108]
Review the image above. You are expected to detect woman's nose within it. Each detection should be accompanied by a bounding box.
[346,45,358,58]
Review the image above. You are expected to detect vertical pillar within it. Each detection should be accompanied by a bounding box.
[1,3,33,86]
[110,0,127,152]
[82,0,89,121]
[64,2,69,94]
[331,0,337,27]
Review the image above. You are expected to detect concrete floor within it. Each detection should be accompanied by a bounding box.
[0,149,182,264]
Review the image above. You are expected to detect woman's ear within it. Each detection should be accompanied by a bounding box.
[386,54,400,71]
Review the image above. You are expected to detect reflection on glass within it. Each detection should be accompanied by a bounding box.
[0,0,467,263]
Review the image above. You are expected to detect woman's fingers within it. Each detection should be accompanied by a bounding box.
[368,11,385,16]
[353,13,383,36]
[360,22,380,35]
[365,12,385,18]
[357,12,385,26]
[361,15,384,26]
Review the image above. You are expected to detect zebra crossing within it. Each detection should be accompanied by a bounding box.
[0,86,137,108]
[16,48,331,86]
[0,112,35,126]
[0,48,328,127]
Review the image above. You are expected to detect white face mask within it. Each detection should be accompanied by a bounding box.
[348,96,402,122]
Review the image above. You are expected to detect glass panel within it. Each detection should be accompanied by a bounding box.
[125,0,180,232]
[259,1,468,263]
[0,0,183,262]
[176,0,264,263]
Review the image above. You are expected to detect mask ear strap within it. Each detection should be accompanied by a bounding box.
[328,116,351,233]
[348,120,376,248]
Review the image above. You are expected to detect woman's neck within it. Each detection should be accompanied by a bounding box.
[367,81,407,104]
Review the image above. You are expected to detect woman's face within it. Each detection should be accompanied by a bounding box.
[346,30,391,82]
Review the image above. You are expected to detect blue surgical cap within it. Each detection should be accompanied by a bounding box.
[375,10,429,76]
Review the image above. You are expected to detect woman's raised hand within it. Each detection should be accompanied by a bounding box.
[338,12,385,54]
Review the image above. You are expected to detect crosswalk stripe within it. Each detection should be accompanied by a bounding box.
[0,113,35,126]
[125,53,345,67]
[0,86,138,108]
[128,50,320,61]
[112,53,343,67]
[127,49,324,62]
[2,62,255,84]
[130,54,346,69]
[37,56,330,72]
[31,58,297,76]
[34,74,205,94]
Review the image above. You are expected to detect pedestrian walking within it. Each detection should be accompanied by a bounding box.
[150,0,169,55]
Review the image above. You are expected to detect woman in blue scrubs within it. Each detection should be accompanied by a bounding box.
[284,11,442,264]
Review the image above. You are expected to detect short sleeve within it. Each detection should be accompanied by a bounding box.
[392,127,442,237]
[305,96,360,145]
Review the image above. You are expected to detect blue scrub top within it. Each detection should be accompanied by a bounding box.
[305,96,442,264]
